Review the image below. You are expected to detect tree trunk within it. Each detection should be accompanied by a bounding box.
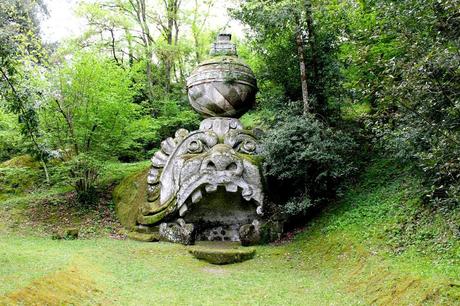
[109,28,119,64]
[129,0,155,101]
[296,29,309,115]
[125,28,134,67]
[41,159,50,184]
[305,0,326,114]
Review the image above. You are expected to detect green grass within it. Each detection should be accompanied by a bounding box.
[0,158,459,305]
[0,237,358,305]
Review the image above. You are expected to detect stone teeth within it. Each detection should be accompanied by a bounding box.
[225,183,238,193]
[147,174,157,184]
[205,184,217,193]
[191,190,203,203]
[242,188,253,201]
[242,188,253,197]
[179,204,188,216]
[256,205,264,216]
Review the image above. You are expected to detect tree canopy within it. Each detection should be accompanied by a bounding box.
[0,0,458,209]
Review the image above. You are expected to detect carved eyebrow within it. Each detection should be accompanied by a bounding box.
[222,132,260,155]
[224,131,257,147]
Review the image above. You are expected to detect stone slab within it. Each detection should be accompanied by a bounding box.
[188,242,256,265]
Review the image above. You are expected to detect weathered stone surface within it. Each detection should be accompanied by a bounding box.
[113,34,278,245]
[127,231,160,242]
[159,219,195,245]
[259,220,284,243]
[65,228,79,239]
[188,243,256,264]
[141,116,265,236]
[134,225,160,234]
[210,33,237,56]
[186,34,257,118]
[239,222,261,246]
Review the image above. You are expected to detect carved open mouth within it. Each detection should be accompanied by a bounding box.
[177,175,263,217]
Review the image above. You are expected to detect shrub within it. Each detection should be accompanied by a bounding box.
[61,154,103,205]
[262,111,357,217]
[0,108,22,162]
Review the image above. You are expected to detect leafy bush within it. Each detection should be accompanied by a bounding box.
[37,53,138,203]
[343,0,460,208]
[121,100,199,162]
[58,154,103,205]
[262,111,357,216]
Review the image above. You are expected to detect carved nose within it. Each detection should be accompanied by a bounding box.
[204,156,238,172]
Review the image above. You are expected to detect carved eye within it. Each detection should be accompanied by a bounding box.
[239,139,257,154]
[188,140,203,153]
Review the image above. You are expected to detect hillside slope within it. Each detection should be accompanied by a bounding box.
[0,158,458,305]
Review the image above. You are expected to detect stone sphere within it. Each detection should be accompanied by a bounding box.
[186,56,258,118]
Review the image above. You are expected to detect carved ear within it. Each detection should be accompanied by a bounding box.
[159,158,181,205]
[147,129,189,204]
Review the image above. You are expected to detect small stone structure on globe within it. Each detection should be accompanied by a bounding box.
[115,34,281,249]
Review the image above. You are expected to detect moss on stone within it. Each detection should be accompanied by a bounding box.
[239,153,264,168]
[188,243,256,264]
[112,166,151,229]
[0,155,40,169]
[52,228,79,240]
[0,166,42,199]
[137,207,172,225]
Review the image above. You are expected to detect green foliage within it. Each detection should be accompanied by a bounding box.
[233,0,347,116]
[347,0,460,207]
[0,0,48,164]
[37,52,138,202]
[317,157,459,260]
[124,101,199,161]
[41,52,137,159]
[63,154,103,205]
[0,167,42,201]
[237,0,460,208]
[262,112,357,216]
[0,108,22,161]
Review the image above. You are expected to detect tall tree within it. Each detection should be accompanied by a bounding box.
[0,0,51,182]
[232,0,343,116]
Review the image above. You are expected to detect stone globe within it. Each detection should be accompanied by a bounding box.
[186,34,258,118]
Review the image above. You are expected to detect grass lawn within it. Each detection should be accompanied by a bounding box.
[0,159,459,305]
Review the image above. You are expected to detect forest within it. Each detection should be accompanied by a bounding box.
[0,0,459,304]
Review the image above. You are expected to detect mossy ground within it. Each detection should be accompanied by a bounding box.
[0,157,459,305]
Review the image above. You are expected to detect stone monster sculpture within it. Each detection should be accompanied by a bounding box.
[132,34,274,245]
